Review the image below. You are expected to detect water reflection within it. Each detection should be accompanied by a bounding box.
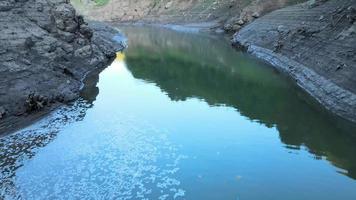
[1,26,356,200]
[122,26,356,179]
[0,57,186,199]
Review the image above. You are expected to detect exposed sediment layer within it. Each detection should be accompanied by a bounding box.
[73,0,306,33]
[0,0,125,133]
[233,0,356,122]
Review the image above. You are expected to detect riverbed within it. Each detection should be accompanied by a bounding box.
[1,26,356,200]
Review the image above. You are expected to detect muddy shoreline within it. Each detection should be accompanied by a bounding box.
[0,56,116,136]
[0,0,126,135]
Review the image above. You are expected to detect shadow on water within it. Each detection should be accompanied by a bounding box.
[121,26,356,180]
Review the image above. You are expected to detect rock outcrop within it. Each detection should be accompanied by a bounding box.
[0,0,125,131]
[233,0,356,122]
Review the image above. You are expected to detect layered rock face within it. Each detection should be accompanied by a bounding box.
[223,0,306,33]
[0,0,124,124]
[75,0,305,29]
[233,0,356,122]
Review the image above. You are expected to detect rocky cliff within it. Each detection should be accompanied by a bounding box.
[0,0,125,132]
[233,0,356,122]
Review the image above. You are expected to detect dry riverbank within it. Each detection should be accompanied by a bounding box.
[73,0,306,33]
[233,0,356,122]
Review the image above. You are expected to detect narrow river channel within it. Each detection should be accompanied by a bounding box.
[1,27,356,200]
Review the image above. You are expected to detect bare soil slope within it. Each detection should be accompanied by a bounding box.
[74,0,305,32]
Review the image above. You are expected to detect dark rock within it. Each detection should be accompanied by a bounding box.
[0,106,6,119]
[347,6,356,23]
[80,25,94,39]
[0,0,15,11]
[57,30,76,43]
[25,93,48,113]
[48,42,58,53]
[65,21,78,33]
[53,4,76,20]
[0,0,126,129]
[74,45,92,58]
[336,64,346,71]
[61,43,74,53]
[24,37,35,48]
[307,0,327,8]
[36,3,43,12]
[76,15,85,26]
[89,21,127,57]
[223,23,233,32]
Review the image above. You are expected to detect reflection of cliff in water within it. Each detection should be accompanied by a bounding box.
[123,27,356,180]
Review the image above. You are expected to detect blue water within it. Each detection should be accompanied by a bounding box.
[1,27,356,200]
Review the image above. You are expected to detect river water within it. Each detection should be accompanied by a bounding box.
[1,27,356,200]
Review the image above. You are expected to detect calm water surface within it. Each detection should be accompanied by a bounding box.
[1,27,356,200]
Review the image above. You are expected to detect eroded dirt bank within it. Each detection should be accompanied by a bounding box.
[233,0,356,122]
[74,0,306,33]
[0,0,125,134]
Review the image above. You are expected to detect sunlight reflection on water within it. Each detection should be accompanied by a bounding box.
[1,60,186,200]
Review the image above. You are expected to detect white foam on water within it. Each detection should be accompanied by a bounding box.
[1,101,186,200]
[0,100,89,199]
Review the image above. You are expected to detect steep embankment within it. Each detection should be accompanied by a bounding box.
[233,0,356,122]
[0,0,125,133]
[74,0,305,32]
